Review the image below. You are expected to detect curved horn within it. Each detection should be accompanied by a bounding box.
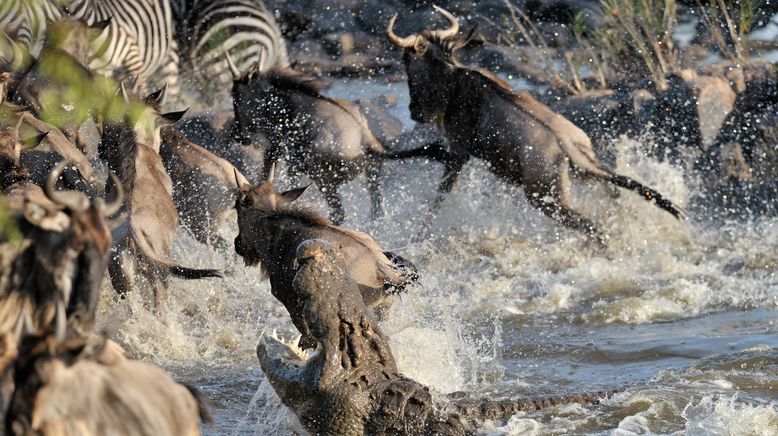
[233,168,242,188]
[267,162,276,183]
[45,161,89,212]
[224,51,241,78]
[103,171,124,217]
[120,82,130,103]
[386,13,418,48]
[428,5,460,40]
[13,114,24,136]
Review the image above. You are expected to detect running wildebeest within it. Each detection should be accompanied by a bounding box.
[234,165,418,350]
[386,7,684,243]
[99,88,221,308]
[227,56,387,224]
[160,126,251,248]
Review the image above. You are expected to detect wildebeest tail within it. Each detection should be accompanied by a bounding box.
[183,383,214,424]
[133,233,223,279]
[380,140,450,163]
[604,174,685,219]
[449,389,618,420]
[168,266,223,279]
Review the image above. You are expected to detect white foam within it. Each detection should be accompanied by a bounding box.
[682,394,778,435]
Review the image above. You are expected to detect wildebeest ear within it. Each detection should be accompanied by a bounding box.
[145,83,168,107]
[278,185,308,204]
[159,108,188,125]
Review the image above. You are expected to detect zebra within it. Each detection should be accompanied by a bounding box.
[60,0,178,95]
[0,0,61,60]
[169,0,288,95]
[1,0,177,95]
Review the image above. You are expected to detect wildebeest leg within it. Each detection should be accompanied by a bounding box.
[108,250,135,298]
[414,156,468,242]
[320,181,346,224]
[151,274,168,310]
[366,159,384,220]
[526,166,604,245]
[438,156,468,195]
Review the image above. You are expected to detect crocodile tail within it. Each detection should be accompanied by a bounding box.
[449,390,618,420]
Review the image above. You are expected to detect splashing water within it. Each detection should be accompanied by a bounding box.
[95,78,778,435]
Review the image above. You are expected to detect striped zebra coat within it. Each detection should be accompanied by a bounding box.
[1,0,176,95]
[61,0,177,94]
[170,0,288,91]
[0,0,61,60]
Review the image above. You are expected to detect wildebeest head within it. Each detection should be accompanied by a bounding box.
[387,6,475,124]
[113,84,187,152]
[227,53,323,146]
[233,164,309,266]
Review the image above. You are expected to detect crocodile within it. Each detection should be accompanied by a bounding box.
[257,239,614,435]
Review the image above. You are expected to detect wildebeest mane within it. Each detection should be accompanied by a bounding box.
[264,68,324,98]
[262,68,371,129]
[271,205,332,228]
[99,121,139,194]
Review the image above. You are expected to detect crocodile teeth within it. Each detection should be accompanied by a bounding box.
[258,329,313,363]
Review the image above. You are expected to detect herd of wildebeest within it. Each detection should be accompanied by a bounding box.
[2,2,778,434]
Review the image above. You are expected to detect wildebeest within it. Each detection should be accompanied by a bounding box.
[0,103,95,190]
[5,331,210,435]
[0,161,121,341]
[99,88,221,308]
[160,126,250,248]
[228,57,387,224]
[234,166,418,350]
[0,116,51,205]
[387,7,684,242]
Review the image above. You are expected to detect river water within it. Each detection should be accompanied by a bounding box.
[95,77,778,435]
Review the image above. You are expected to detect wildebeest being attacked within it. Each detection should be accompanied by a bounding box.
[387,7,684,243]
[228,56,387,224]
[234,166,418,350]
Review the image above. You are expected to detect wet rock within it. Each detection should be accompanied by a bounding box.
[679,70,736,149]
[549,89,654,167]
[355,0,400,34]
[526,0,603,29]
